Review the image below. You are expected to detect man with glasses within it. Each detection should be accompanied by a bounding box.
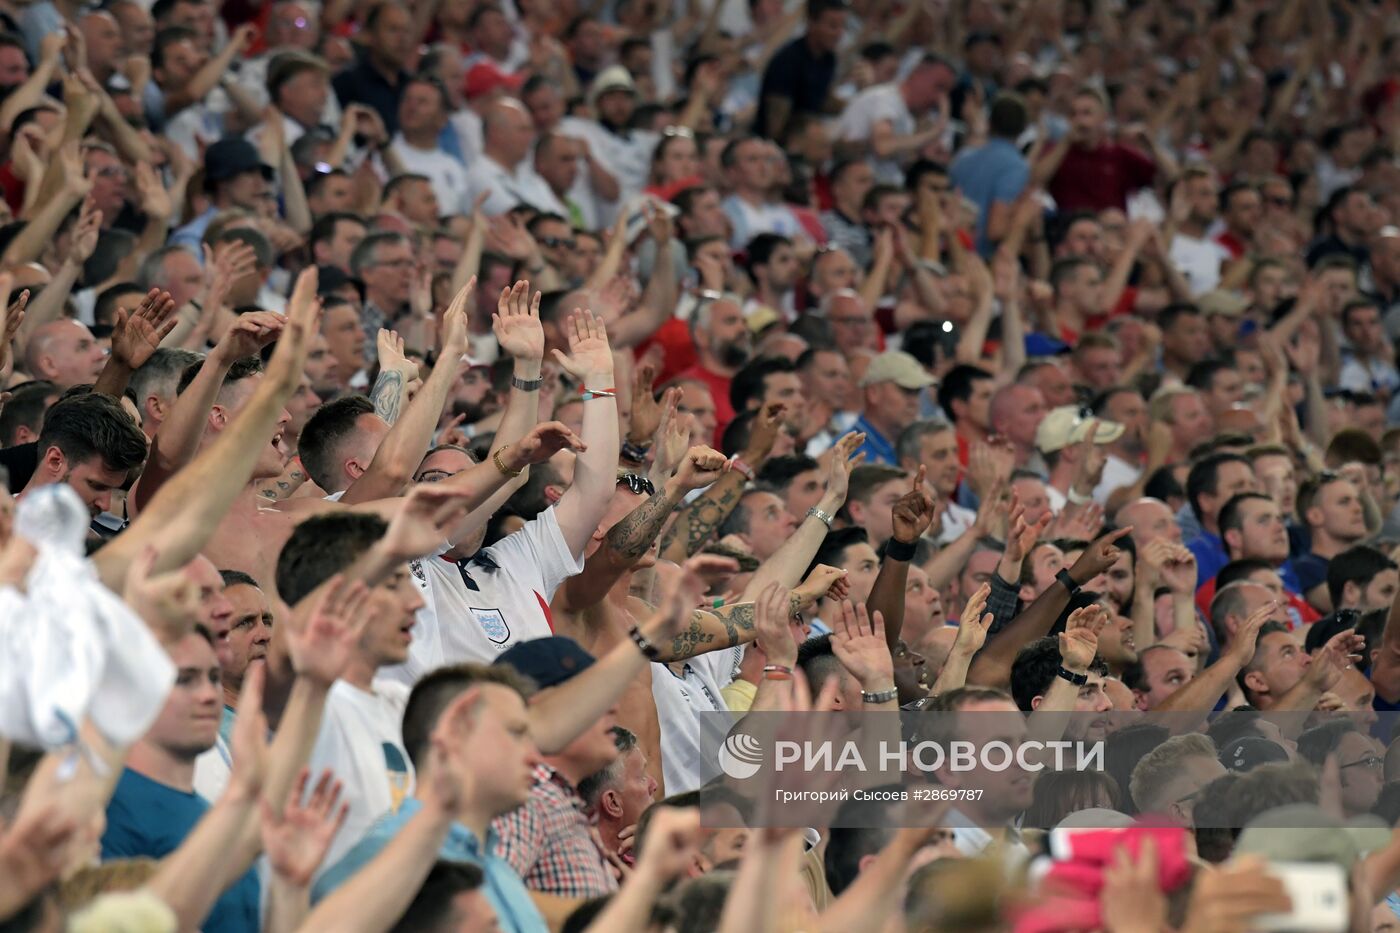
[350,231,418,340]
[1298,721,1383,818]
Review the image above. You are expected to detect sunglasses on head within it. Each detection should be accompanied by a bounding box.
[617,473,656,496]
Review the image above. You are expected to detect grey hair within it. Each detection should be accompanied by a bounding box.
[136,245,198,291]
[895,418,955,465]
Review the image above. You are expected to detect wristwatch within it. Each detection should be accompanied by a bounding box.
[1056,666,1088,686]
[1056,568,1081,596]
[861,686,899,704]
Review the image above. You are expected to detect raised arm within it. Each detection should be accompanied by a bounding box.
[548,308,621,555]
[131,310,286,511]
[162,25,254,115]
[93,269,320,591]
[739,429,864,597]
[341,281,474,504]
[558,446,728,614]
[659,405,792,562]
[94,290,179,399]
[967,527,1131,687]
[487,279,547,452]
[867,466,936,650]
[604,208,680,350]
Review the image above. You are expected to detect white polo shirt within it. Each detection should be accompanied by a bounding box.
[651,645,744,794]
[380,506,584,683]
[461,154,568,217]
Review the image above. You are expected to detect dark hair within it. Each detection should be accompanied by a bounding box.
[1185,452,1251,522]
[176,355,263,396]
[729,356,796,412]
[1214,558,1275,592]
[988,92,1028,139]
[0,380,56,446]
[904,158,948,193]
[808,526,870,580]
[1184,359,1236,393]
[219,569,260,589]
[275,512,389,606]
[298,395,375,492]
[35,393,147,474]
[388,862,485,933]
[1327,544,1398,609]
[1157,303,1203,333]
[796,633,845,695]
[756,454,820,493]
[936,364,992,420]
[1010,636,1107,711]
[1297,719,1360,767]
[400,662,534,769]
[151,26,197,71]
[1218,491,1275,543]
[743,233,791,278]
[309,211,366,250]
[824,790,904,895]
[1022,770,1122,829]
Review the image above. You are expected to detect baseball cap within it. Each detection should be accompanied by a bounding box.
[494,636,595,689]
[1219,736,1289,773]
[1198,290,1249,318]
[858,350,936,390]
[1035,406,1125,454]
[203,137,274,188]
[589,65,637,108]
[463,61,523,99]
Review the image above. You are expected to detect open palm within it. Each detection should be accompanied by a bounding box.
[551,308,613,380]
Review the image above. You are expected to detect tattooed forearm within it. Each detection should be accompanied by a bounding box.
[370,369,405,424]
[708,602,755,647]
[662,475,744,559]
[606,487,680,559]
[666,603,756,659]
[668,620,717,659]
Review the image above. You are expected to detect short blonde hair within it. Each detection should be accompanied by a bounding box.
[1129,733,1216,813]
[1148,385,1199,426]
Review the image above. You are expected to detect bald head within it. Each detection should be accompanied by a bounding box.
[1118,497,1181,548]
[482,99,535,166]
[26,320,107,388]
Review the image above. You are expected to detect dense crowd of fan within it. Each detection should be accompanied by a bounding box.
[5,0,1400,929]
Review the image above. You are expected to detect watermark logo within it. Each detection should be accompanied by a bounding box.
[718,731,764,779]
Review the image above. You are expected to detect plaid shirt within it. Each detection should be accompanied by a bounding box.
[492,764,618,898]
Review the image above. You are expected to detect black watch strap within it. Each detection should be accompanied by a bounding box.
[1056,666,1088,686]
[1056,568,1081,596]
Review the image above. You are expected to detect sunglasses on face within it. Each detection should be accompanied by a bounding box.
[538,235,577,250]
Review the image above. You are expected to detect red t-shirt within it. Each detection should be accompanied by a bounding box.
[675,363,735,448]
[1047,142,1157,213]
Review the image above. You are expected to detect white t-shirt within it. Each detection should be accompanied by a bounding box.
[721,194,804,250]
[567,119,658,206]
[1168,233,1231,296]
[835,84,914,184]
[192,734,230,802]
[390,137,470,216]
[462,155,568,217]
[308,679,414,873]
[651,646,743,794]
[379,506,585,682]
[939,502,977,544]
[1093,454,1142,505]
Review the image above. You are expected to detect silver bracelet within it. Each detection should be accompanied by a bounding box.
[806,506,835,528]
[861,686,898,704]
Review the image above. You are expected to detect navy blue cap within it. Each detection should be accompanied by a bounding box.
[1220,736,1289,773]
[493,636,595,689]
